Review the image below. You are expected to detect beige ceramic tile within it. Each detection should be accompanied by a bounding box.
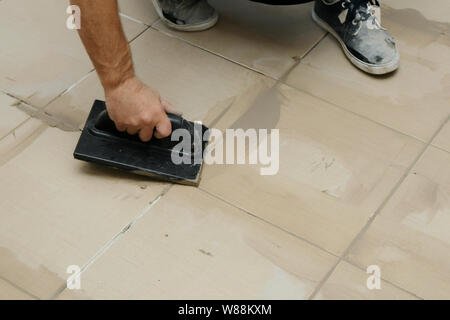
[200,84,424,255]
[0,117,47,166]
[0,0,147,108]
[45,28,273,130]
[285,3,450,142]
[314,261,417,300]
[118,0,159,25]
[0,121,167,299]
[432,120,450,152]
[153,0,325,79]
[57,186,337,299]
[0,92,28,139]
[347,146,450,299]
[0,279,35,300]
[383,0,450,23]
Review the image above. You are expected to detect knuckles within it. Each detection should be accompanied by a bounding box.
[110,103,168,137]
[141,115,155,125]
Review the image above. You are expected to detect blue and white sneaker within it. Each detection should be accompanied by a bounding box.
[313,0,400,75]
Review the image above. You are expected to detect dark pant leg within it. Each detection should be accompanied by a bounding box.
[250,0,314,4]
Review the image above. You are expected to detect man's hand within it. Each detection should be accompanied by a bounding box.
[105,77,173,142]
[70,0,175,141]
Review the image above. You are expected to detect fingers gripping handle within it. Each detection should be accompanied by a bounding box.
[93,110,185,140]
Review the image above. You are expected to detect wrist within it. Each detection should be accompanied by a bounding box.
[104,76,143,98]
[101,70,135,93]
[98,46,136,92]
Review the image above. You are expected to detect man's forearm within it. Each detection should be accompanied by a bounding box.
[70,0,134,90]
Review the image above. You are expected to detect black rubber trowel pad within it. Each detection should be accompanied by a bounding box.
[73,100,209,186]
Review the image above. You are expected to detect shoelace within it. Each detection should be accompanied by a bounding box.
[341,0,386,35]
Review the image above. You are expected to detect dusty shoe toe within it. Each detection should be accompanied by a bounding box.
[313,0,400,75]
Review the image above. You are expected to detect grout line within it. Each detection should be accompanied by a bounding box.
[127,25,152,44]
[342,258,425,300]
[277,33,328,84]
[63,71,96,95]
[198,187,339,258]
[307,113,450,300]
[277,35,445,145]
[282,80,432,144]
[157,25,446,299]
[0,274,40,300]
[0,116,31,143]
[1,23,154,144]
[148,24,326,82]
[3,91,40,109]
[42,23,152,111]
[150,24,277,81]
[181,28,438,300]
[430,143,450,154]
[42,69,96,109]
[50,185,173,300]
[147,25,443,147]
[188,35,342,261]
[0,93,41,143]
[426,114,450,154]
[147,17,161,28]
[4,13,446,300]
[119,12,145,25]
[119,13,161,28]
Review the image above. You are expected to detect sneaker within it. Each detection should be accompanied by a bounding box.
[312,0,399,75]
[152,0,219,31]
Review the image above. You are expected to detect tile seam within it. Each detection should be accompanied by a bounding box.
[41,23,151,111]
[50,185,173,300]
[151,24,277,80]
[429,144,450,154]
[282,79,446,145]
[307,113,450,300]
[0,274,40,300]
[342,258,425,300]
[198,187,339,258]
[143,27,436,145]
[3,10,447,299]
[119,13,145,26]
[0,116,31,143]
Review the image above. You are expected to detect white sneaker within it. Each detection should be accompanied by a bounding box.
[152,0,219,31]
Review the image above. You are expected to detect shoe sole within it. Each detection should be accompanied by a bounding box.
[152,0,218,32]
[312,9,399,75]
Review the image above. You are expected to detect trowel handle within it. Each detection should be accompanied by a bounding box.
[166,113,185,132]
[95,110,185,135]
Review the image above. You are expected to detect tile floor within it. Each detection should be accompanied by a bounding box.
[0,0,449,300]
